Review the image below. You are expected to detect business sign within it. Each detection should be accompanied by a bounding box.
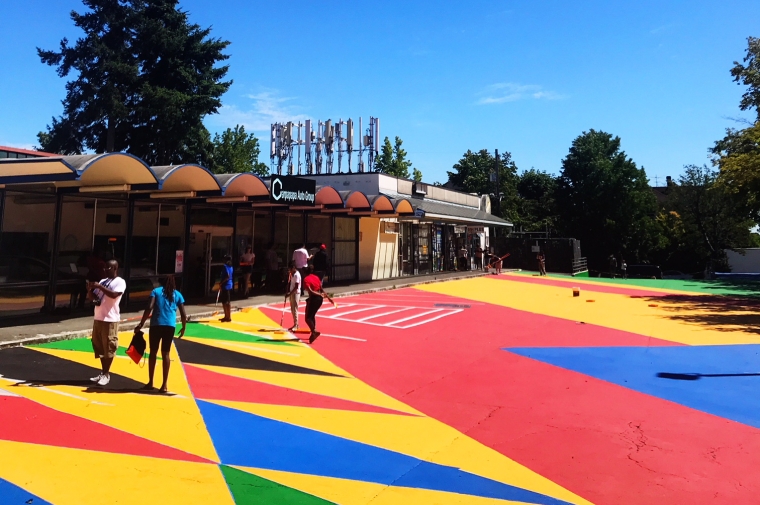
[413,208,426,218]
[269,175,316,206]
[174,250,184,273]
[382,221,398,234]
[454,225,467,234]
[467,226,485,234]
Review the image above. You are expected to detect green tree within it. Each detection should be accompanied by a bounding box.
[555,130,659,268]
[208,125,268,175]
[412,167,423,182]
[375,136,414,178]
[666,165,754,272]
[447,149,519,221]
[37,0,231,165]
[730,36,760,121]
[515,169,558,232]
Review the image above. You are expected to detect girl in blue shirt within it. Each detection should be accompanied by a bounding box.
[135,275,187,393]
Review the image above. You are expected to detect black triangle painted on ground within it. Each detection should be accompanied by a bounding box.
[220,465,336,505]
[0,347,144,390]
[174,338,344,377]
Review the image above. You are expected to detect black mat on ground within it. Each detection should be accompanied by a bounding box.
[0,346,144,390]
[174,338,344,377]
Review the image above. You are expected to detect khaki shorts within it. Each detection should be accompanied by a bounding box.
[92,320,119,359]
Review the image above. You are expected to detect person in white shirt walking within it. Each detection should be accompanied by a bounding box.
[86,259,126,386]
[292,243,311,296]
[286,261,302,331]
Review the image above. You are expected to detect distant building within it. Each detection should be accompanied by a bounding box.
[0,146,57,159]
[651,175,674,205]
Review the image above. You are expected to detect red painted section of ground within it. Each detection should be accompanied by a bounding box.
[493,274,671,297]
[261,288,681,349]
[274,288,760,504]
[0,396,210,463]
[183,363,414,416]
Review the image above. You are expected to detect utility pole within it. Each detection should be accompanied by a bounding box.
[494,149,500,218]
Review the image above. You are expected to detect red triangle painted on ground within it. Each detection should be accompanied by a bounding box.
[184,364,415,416]
[0,396,211,463]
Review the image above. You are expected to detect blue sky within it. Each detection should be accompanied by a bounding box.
[1,0,758,185]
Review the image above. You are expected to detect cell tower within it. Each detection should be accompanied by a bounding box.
[270,116,378,174]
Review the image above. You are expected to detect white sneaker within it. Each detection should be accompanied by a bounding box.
[90,373,103,382]
[97,374,111,386]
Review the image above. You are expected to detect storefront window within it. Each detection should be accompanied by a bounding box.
[307,214,332,258]
[0,191,56,315]
[273,212,304,267]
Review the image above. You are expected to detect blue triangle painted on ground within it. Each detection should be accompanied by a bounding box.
[0,476,53,505]
[506,344,760,429]
[197,400,572,505]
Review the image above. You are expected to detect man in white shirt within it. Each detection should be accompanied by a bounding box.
[87,259,126,386]
[286,261,301,331]
[292,243,311,296]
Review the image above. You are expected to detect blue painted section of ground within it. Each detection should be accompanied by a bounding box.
[0,477,52,505]
[198,400,571,505]
[506,345,760,429]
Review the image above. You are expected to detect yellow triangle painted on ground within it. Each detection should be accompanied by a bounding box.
[417,277,760,345]
[190,362,420,415]
[0,440,233,505]
[4,347,220,462]
[217,402,592,505]
[183,333,348,377]
[238,466,540,505]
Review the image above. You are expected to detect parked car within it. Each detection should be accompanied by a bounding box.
[662,270,692,280]
[626,264,662,279]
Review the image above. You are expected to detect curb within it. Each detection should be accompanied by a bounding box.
[0,270,502,349]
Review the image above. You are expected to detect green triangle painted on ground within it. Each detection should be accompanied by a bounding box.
[32,337,131,357]
[220,465,335,504]
[184,323,296,346]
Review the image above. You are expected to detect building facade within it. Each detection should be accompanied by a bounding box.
[0,151,510,318]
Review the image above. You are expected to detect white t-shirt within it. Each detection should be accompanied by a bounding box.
[289,270,301,293]
[292,248,309,269]
[94,276,126,323]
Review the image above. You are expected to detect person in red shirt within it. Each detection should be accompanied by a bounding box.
[303,265,331,344]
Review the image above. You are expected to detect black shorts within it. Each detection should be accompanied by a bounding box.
[219,287,231,304]
[149,325,175,353]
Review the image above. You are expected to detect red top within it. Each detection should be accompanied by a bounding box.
[303,274,322,293]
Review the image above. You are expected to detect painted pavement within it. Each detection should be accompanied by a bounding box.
[1,273,759,504]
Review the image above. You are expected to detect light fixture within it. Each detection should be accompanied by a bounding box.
[150,191,196,198]
[205,196,248,203]
[79,184,131,193]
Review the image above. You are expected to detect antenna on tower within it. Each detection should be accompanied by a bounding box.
[324,119,334,174]
[304,119,313,174]
[346,118,354,174]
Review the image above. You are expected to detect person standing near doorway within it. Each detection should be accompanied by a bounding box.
[312,244,330,283]
[87,259,126,387]
[240,246,255,297]
[475,245,484,270]
[303,265,327,344]
[219,255,233,322]
[620,259,627,279]
[609,255,618,278]
[458,245,468,271]
[292,243,310,296]
[286,261,301,331]
[134,275,187,393]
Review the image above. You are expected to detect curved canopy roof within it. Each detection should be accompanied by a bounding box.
[341,190,371,210]
[76,153,157,186]
[152,164,220,192]
[315,185,343,206]
[216,173,269,197]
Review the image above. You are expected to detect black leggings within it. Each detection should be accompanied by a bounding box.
[305,296,323,332]
[149,325,175,354]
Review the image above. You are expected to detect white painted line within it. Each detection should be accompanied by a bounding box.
[319,334,367,342]
[385,309,443,326]
[356,307,413,321]
[322,306,381,318]
[398,309,464,328]
[0,387,19,397]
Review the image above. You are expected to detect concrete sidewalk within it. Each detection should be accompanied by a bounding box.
[0,269,492,348]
